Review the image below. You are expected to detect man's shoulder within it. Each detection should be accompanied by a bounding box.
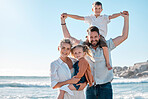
[106,38,116,51]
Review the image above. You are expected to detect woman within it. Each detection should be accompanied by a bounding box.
[50,39,86,99]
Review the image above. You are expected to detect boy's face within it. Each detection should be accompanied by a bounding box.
[92,5,103,16]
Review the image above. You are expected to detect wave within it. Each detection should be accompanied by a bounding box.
[0,82,50,88]
[112,77,148,85]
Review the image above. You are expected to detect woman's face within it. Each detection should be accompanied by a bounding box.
[59,42,71,58]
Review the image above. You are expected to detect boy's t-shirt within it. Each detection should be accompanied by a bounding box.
[84,14,110,38]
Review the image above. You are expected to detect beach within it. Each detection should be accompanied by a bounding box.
[0,76,148,99]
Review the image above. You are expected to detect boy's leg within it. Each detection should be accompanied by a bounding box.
[102,47,112,70]
[57,90,65,99]
[99,35,112,70]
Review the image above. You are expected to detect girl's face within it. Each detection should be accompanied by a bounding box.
[73,47,85,60]
[59,43,71,58]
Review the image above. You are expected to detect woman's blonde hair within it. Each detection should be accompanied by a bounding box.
[71,45,92,57]
[59,39,72,48]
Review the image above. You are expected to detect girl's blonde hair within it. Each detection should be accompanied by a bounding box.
[71,45,92,57]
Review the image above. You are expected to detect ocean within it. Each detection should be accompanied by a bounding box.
[0,76,148,99]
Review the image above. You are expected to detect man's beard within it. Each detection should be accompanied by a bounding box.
[90,40,100,47]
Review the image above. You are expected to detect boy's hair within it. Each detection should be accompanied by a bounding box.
[59,38,72,47]
[92,1,102,9]
[71,45,92,57]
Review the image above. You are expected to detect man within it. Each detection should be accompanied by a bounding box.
[61,11,129,99]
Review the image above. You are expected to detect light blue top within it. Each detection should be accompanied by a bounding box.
[80,38,116,84]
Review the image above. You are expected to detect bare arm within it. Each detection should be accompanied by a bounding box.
[61,14,80,45]
[68,82,87,91]
[112,11,129,47]
[53,77,80,89]
[62,13,84,21]
[109,12,121,20]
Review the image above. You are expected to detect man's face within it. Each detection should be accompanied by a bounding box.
[87,31,100,47]
[92,5,103,16]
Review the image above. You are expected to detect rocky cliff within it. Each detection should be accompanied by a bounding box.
[113,60,148,78]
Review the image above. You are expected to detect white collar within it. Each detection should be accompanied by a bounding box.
[57,58,64,64]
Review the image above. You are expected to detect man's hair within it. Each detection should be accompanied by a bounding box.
[87,26,100,35]
[92,1,102,9]
[83,26,100,47]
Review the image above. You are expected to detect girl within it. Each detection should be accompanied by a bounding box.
[50,39,86,99]
[58,44,94,99]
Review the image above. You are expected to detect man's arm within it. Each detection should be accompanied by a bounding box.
[62,13,84,21]
[61,15,80,45]
[109,12,121,20]
[112,11,129,47]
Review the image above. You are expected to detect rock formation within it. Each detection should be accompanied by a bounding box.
[113,60,148,78]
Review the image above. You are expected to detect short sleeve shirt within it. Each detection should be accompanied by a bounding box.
[84,14,110,37]
[80,38,116,84]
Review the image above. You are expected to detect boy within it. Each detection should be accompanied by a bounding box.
[62,1,122,70]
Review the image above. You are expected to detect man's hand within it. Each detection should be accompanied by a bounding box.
[61,13,68,20]
[61,13,67,24]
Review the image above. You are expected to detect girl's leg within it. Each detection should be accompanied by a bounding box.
[57,90,65,99]
[68,84,76,90]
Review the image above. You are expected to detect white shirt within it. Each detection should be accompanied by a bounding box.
[50,58,74,95]
[81,39,116,84]
[84,14,110,37]
[50,57,85,99]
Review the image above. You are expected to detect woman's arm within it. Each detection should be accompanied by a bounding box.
[53,77,80,89]
[50,62,80,89]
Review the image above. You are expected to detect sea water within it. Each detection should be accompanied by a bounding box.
[0,76,148,99]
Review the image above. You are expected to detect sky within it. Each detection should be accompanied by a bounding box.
[0,0,148,76]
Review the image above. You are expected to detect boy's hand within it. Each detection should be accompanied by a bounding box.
[121,11,129,18]
[62,13,68,17]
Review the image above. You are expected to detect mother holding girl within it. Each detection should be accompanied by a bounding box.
[50,15,94,99]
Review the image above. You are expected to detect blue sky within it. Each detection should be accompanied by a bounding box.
[0,0,148,76]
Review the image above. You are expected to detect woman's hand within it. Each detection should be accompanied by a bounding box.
[77,82,87,91]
